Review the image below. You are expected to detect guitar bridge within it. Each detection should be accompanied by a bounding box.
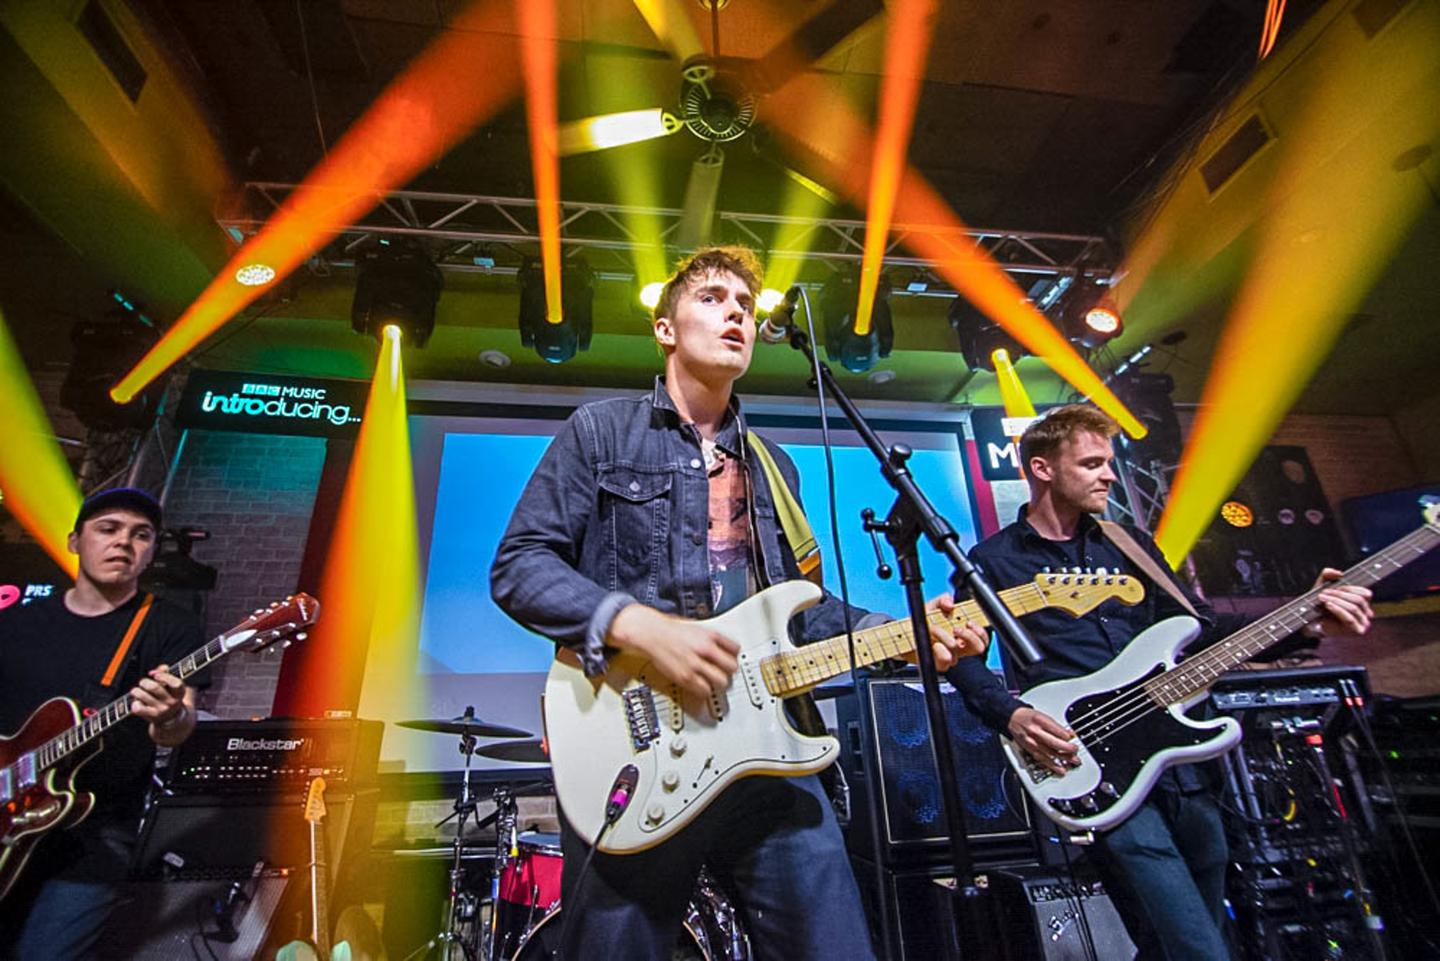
[622,686,661,751]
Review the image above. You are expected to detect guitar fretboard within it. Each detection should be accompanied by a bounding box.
[27,635,234,774]
[1145,520,1440,706]
[761,583,1046,696]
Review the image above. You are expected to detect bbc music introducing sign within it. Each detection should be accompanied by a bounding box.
[176,370,368,439]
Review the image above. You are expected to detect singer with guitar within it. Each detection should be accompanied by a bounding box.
[946,406,1373,961]
[491,246,986,960]
[0,488,205,960]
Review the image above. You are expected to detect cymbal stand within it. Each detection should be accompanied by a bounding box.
[432,707,483,961]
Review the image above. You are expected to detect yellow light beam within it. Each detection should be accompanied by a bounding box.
[855,0,938,338]
[631,0,706,63]
[0,307,81,577]
[110,0,522,403]
[992,348,1036,419]
[297,324,422,715]
[1155,9,1439,567]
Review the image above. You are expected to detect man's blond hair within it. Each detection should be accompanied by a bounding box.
[1019,405,1120,478]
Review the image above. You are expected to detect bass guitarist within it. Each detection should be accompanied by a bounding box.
[946,405,1373,960]
[1,488,204,959]
[491,246,985,960]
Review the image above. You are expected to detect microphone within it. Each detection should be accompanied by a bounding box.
[604,763,640,824]
[757,284,802,344]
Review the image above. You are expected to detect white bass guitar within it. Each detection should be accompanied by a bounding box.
[1005,502,1440,833]
[545,571,1143,853]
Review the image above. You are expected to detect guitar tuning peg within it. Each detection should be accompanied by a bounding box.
[1042,566,1051,574]
[1096,567,1107,575]
[282,640,292,648]
[295,633,307,641]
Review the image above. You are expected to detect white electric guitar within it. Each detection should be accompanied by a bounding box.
[545,570,1143,853]
[1005,502,1440,833]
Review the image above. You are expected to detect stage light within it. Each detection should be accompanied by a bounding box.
[757,288,785,313]
[235,264,276,287]
[1220,501,1255,528]
[1062,284,1123,350]
[351,241,443,348]
[640,281,665,310]
[820,270,893,374]
[950,295,1024,373]
[518,258,594,364]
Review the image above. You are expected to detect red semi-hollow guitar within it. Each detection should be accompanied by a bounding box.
[0,594,319,901]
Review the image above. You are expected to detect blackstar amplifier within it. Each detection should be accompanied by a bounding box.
[163,717,383,794]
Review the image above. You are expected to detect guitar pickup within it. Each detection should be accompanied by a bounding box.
[622,686,661,751]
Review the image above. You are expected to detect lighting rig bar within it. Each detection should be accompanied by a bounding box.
[218,183,1112,290]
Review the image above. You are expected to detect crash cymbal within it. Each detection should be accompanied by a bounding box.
[397,714,532,739]
[476,738,549,764]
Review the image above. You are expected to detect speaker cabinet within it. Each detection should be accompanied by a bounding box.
[96,874,291,959]
[991,865,1134,961]
[132,788,378,889]
[850,856,1008,961]
[836,675,1036,866]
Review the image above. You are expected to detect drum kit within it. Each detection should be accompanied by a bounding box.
[396,708,751,961]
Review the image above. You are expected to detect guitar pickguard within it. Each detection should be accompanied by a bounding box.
[1041,665,1221,823]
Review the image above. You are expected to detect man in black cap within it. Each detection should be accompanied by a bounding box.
[1,488,205,959]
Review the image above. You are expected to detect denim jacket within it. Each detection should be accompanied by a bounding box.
[490,378,880,675]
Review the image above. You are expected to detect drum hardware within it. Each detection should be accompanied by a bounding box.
[397,711,533,740]
[507,866,751,961]
[404,705,530,961]
[475,738,549,765]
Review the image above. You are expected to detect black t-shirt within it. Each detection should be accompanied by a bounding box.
[0,592,205,880]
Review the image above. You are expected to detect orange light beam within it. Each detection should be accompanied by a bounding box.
[520,0,564,324]
[766,75,1146,438]
[855,0,938,338]
[110,0,522,403]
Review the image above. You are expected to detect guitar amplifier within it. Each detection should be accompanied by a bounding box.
[836,675,1037,866]
[1210,664,1369,720]
[163,717,383,794]
[990,865,1134,961]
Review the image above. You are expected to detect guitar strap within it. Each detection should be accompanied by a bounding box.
[99,593,156,688]
[1096,521,1199,619]
[746,431,823,585]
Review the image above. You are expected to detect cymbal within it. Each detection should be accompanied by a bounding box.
[397,715,533,739]
[477,738,549,763]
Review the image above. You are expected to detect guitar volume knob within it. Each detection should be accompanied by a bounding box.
[670,736,688,756]
[662,770,680,791]
[645,802,665,825]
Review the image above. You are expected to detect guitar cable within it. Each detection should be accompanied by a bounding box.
[1052,835,1100,961]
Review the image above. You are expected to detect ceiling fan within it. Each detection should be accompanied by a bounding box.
[556,0,886,247]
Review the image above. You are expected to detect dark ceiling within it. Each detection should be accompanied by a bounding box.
[4,0,1435,424]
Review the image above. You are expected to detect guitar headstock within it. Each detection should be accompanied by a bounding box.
[1424,499,1439,530]
[1033,569,1144,615]
[303,776,328,823]
[220,594,320,654]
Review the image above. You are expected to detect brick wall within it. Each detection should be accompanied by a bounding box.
[161,430,327,718]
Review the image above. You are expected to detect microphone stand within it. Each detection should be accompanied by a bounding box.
[779,318,1043,957]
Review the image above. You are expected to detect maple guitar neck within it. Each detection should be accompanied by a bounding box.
[763,582,1044,697]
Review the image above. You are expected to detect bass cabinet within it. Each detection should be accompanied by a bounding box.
[835,674,1037,866]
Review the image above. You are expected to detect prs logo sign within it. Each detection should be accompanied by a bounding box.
[0,583,55,611]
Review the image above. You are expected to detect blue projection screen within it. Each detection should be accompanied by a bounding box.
[365,402,986,771]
